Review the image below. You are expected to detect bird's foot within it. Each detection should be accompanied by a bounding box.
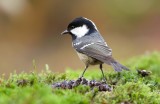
[101,77,107,84]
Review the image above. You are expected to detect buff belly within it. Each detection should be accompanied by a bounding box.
[76,52,102,66]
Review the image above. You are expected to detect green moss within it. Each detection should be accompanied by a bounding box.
[0,52,160,104]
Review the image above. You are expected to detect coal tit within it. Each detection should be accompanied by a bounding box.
[61,17,129,81]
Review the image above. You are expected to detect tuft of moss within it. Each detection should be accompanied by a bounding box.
[0,51,160,104]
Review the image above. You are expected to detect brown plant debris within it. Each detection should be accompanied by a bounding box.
[52,77,112,91]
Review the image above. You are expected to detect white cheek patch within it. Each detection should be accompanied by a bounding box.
[70,25,89,38]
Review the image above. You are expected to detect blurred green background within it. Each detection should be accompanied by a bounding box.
[0,0,160,75]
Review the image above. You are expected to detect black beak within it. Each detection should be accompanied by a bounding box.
[61,30,69,35]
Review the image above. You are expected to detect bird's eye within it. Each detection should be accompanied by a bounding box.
[71,26,75,29]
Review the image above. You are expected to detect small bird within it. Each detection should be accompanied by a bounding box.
[61,17,129,81]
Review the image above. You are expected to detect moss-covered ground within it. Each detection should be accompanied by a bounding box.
[0,52,160,104]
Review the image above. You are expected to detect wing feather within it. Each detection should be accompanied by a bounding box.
[75,41,112,64]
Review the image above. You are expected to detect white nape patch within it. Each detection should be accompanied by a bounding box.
[84,17,98,31]
[70,25,89,38]
[80,43,94,49]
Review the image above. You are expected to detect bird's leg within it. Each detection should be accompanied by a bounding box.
[100,64,107,82]
[80,65,89,78]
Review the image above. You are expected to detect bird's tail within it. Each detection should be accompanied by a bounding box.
[110,60,129,72]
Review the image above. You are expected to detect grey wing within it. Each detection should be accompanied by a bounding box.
[75,42,113,64]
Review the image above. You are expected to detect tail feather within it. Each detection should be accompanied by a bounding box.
[111,61,129,72]
[91,55,129,72]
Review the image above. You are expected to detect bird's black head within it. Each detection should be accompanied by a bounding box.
[61,17,98,39]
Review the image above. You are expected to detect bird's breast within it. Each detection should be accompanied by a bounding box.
[76,52,102,66]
